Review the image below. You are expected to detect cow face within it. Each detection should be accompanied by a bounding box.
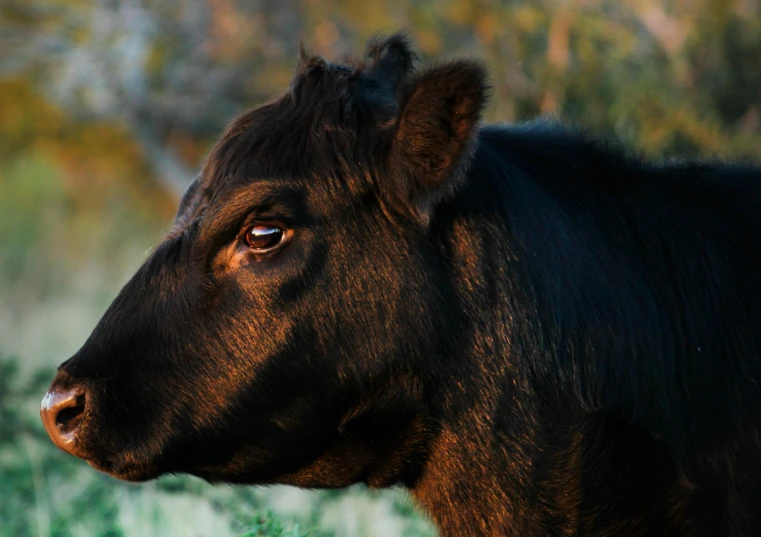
[41,35,487,487]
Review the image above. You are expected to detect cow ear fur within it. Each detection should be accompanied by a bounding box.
[390,60,489,224]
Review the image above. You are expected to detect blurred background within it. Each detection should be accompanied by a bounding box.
[2,0,761,535]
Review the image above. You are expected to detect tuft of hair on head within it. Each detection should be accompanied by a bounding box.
[345,33,418,110]
[363,33,418,90]
[388,57,490,225]
[298,33,309,64]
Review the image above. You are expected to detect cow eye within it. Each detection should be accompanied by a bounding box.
[244,225,284,252]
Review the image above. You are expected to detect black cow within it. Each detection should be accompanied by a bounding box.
[41,35,761,536]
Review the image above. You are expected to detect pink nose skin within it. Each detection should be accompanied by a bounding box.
[40,388,86,457]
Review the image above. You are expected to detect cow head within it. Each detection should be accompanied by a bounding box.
[41,35,487,488]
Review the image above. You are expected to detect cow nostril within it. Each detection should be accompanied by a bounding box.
[41,388,88,456]
[55,394,85,433]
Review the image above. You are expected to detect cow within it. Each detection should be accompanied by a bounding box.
[41,34,761,536]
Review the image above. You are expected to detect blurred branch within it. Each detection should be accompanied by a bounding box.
[1,0,301,196]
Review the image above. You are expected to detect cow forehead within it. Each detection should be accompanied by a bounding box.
[198,62,397,196]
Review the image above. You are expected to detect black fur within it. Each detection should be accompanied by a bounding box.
[45,35,761,536]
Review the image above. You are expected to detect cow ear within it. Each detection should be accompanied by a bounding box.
[389,60,489,224]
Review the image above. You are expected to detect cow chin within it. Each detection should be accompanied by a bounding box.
[71,443,164,482]
[87,458,161,483]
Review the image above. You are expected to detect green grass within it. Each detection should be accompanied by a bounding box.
[236,511,310,537]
